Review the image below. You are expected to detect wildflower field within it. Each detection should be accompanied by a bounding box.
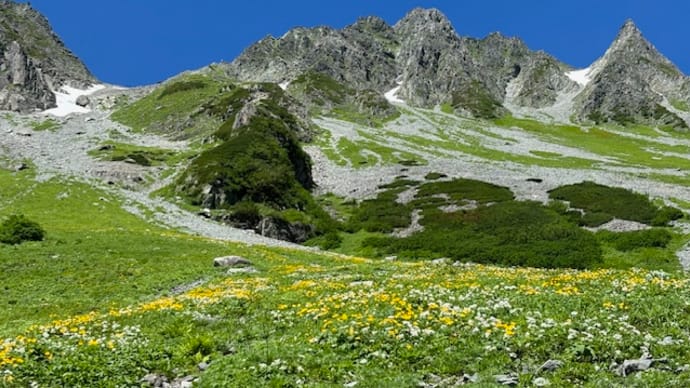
[2,170,690,387]
[3,246,690,387]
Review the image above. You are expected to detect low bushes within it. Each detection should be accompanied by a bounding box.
[347,190,412,233]
[598,229,673,252]
[0,214,45,245]
[416,178,514,204]
[548,181,680,225]
[364,199,602,269]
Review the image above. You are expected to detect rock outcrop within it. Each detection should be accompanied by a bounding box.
[0,1,96,112]
[0,40,54,111]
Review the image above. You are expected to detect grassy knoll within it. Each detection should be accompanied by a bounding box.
[89,141,178,167]
[110,73,227,138]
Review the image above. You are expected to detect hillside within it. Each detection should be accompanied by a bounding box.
[1,3,690,387]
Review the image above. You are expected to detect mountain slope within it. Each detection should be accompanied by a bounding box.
[572,20,689,128]
[0,1,96,112]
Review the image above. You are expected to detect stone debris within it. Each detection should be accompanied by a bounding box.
[212,255,252,267]
[539,359,563,372]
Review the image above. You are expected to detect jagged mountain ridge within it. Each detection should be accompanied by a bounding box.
[0,1,96,112]
[225,8,690,128]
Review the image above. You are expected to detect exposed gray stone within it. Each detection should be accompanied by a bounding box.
[494,373,519,386]
[0,3,97,112]
[539,359,564,372]
[213,255,252,267]
[612,355,667,377]
[75,95,90,107]
[140,373,168,387]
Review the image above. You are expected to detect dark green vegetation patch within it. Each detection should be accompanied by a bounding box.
[0,214,45,245]
[416,178,514,204]
[366,200,602,269]
[548,181,684,226]
[314,178,684,271]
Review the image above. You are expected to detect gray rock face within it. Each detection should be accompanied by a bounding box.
[226,9,689,124]
[510,52,578,108]
[226,16,398,92]
[226,7,570,119]
[574,20,689,127]
[0,2,96,112]
[393,8,478,107]
[0,41,54,112]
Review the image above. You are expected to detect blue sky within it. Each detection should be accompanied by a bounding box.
[19,0,690,86]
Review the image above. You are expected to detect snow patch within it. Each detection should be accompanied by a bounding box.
[279,81,290,91]
[43,84,106,117]
[565,67,592,86]
[384,78,405,104]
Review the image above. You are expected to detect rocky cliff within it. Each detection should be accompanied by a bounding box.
[225,8,574,119]
[0,1,96,112]
[225,9,690,127]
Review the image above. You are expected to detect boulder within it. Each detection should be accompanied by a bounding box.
[76,95,90,107]
[213,255,252,267]
[539,359,563,372]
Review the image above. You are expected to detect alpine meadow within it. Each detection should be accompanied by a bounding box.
[2,2,690,387]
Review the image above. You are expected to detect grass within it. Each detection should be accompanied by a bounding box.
[110,73,226,138]
[494,116,690,172]
[670,99,690,112]
[0,169,238,335]
[1,169,689,386]
[89,141,176,167]
[30,119,60,132]
[4,250,690,386]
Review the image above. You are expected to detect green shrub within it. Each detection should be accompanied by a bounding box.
[0,214,45,245]
[651,206,684,226]
[378,178,419,190]
[548,182,660,225]
[416,178,514,204]
[178,110,313,209]
[304,231,343,250]
[598,229,673,251]
[228,201,262,226]
[424,172,447,180]
[364,201,602,269]
[579,212,614,227]
[347,196,412,233]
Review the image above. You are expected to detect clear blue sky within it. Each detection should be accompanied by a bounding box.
[18,0,690,86]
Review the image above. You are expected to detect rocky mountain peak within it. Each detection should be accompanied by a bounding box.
[617,19,643,41]
[572,19,688,128]
[347,16,389,33]
[394,8,455,37]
